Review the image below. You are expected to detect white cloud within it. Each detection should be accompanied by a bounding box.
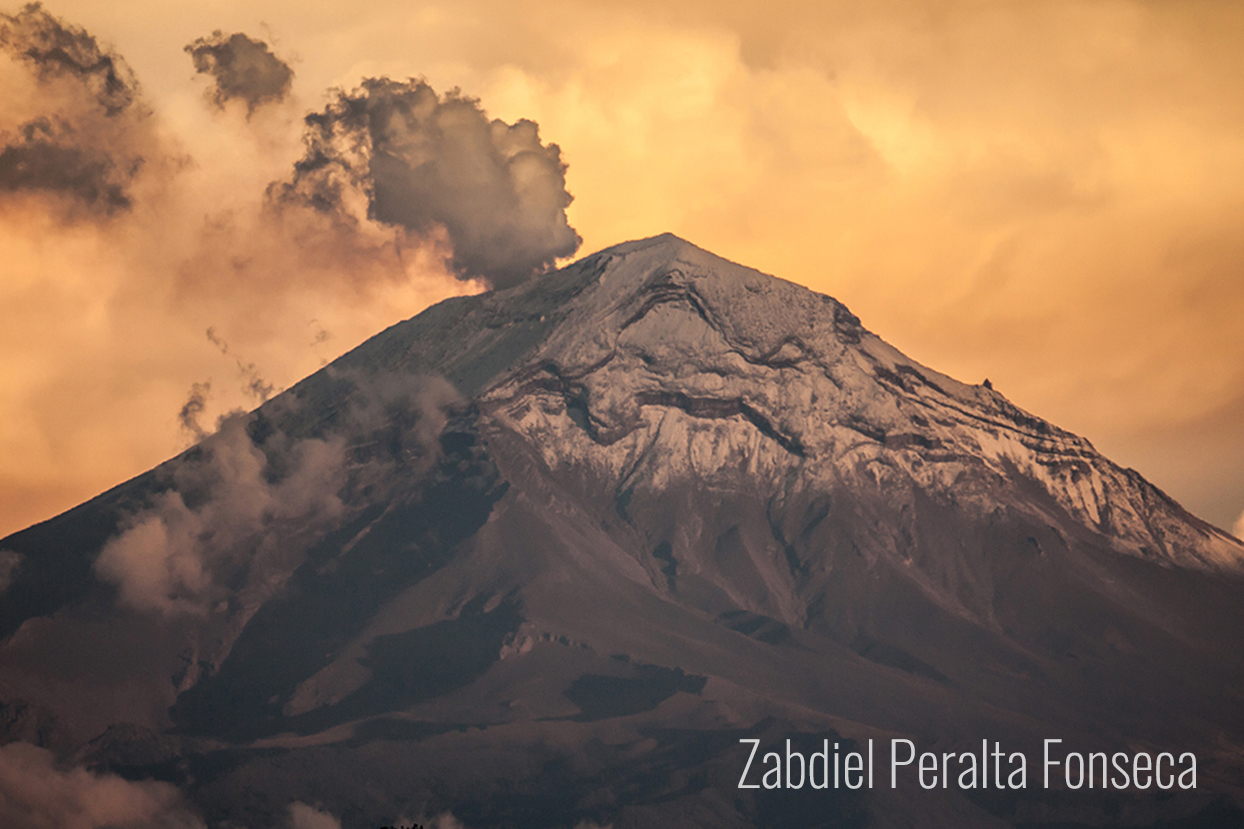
[94,412,346,615]
[0,741,204,829]
[288,801,342,829]
[93,372,463,616]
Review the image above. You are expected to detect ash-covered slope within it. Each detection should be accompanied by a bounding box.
[3,234,1244,829]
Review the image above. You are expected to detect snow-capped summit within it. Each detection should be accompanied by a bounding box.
[350,233,1244,581]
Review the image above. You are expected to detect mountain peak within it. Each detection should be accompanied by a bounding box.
[594,230,699,257]
[584,231,767,287]
[4,235,1244,829]
[314,234,1244,577]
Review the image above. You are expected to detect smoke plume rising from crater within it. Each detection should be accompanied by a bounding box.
[273,76,581,288]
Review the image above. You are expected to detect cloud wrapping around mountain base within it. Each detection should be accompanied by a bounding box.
[0,741,204,829]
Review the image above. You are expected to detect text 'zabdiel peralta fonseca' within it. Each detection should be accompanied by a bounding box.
[738,738,1197,791]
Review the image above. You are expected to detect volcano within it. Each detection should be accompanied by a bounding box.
[2,234,1244,828]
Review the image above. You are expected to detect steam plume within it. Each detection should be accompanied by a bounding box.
[273,77,581,288]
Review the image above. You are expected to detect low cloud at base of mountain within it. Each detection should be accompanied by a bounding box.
[0,742,204,829]
[287,802,342,829]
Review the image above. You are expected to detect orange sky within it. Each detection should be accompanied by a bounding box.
[2,0,1243,538]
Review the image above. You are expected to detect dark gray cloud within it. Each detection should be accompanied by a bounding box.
[272,77,581,288]
[185,30,293,114]
[0,117,133,212]
[0,5,154,218]
[0,3,137,116]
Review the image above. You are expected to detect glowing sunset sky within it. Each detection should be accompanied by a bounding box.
[2,0,1242,538]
